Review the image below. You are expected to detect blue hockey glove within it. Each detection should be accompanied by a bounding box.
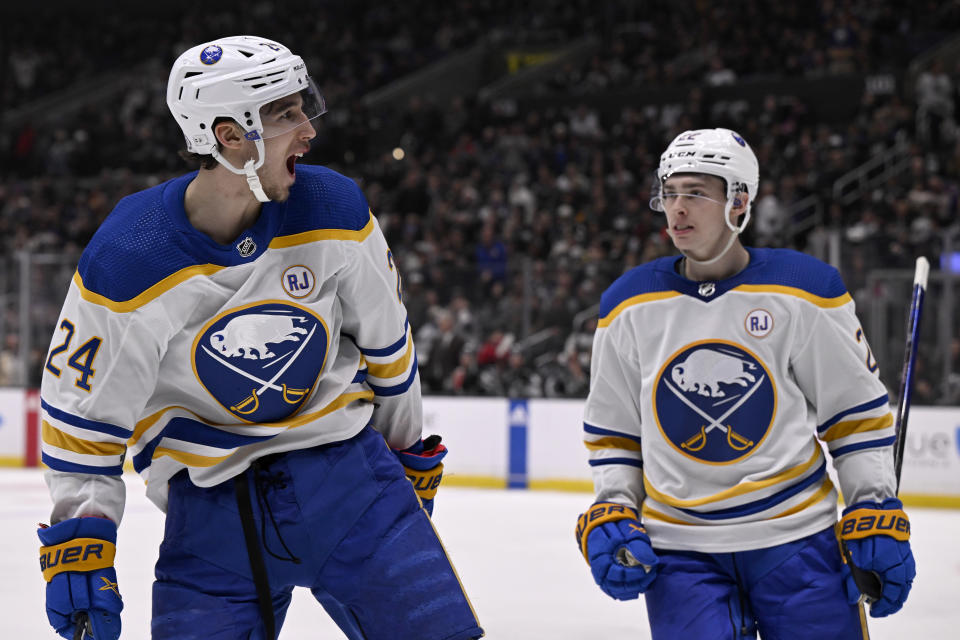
[576,502,660,600]
[838,498,915,617]
[38,517,122,640]
[394,434,447,516]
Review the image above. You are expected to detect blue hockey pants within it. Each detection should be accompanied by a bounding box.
[151,425,483,640]
[644,527,869,639]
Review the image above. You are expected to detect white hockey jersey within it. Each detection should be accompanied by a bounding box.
[584,248,897,552]
[40,165,421,523]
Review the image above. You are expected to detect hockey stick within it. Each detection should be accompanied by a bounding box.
[73,612,92,639]
[846,256,929,604]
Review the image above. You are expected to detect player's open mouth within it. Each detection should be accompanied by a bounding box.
[673,224,693,236]
[286,152,303,177]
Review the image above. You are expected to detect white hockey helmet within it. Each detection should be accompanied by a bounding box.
[651,128,759,219]
[650,128,760,266]
[166,35,326,201]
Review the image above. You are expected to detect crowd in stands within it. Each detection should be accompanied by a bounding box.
[535,0,960,93]
[2,2,959,404]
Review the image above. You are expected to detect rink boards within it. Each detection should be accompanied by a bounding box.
[2,389,958,507]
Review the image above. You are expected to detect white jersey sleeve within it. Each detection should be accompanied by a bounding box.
[40,276,165,524]
[583,306,645,510]
[338,212,422,450]
[790,295,897,505]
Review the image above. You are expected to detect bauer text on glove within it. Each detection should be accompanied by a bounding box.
[38,516,123,640]
[838,497,915,617]
[576,502,660,601]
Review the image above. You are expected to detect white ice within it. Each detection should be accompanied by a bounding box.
[3,468,958,639]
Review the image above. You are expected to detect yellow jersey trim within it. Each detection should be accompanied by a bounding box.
[598,291,683,328]
[73,265,225,313]
[820,413,894,442]
[365,334,414,379]
[774,477,834,519]
[732,284,852,308]
[644,446,821,508]
[42,421,126,457]
[583,436,643,453]
[269,211,375,248]
[641,504,693,525]
[130,390,376,448]
[151,446,231,468]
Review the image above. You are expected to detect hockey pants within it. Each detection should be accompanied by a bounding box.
[644,527,869,639]
[151,424,483,640]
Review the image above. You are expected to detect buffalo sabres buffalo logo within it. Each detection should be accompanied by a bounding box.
[653,340,776,464]
[192,301,329,422]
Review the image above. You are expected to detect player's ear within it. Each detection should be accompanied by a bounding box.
[214,120,246,149]
[733,194,749,213]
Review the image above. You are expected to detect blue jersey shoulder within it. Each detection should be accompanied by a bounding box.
[748,248,848,298]
[277,164,370,236]
[77,175,201,303]
[599,256,677,319]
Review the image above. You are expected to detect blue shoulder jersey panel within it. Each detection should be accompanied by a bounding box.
[77,173,211,304]
[599,256,679,319]
[743,248,848,298]
[276,164,371,236]
[599,249,848,320]
[76,166,369,304]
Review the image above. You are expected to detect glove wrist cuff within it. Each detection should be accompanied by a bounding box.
[403,462,443,501]
[40,538,117,582]
[838,505,910,542]
[575,502,640,562]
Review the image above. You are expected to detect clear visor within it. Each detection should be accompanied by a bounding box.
[252,76,327,141]
[649,177,727,212]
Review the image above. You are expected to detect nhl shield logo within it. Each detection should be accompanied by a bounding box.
[653,340,776,464]
[236,236,257,257]
[192,301,329,422]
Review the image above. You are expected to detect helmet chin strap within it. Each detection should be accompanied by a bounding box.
[683,197,750,267]
[210,142,271,203]
[242,159,270,203]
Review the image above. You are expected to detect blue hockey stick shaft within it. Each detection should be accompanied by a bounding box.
[893,256,929,492]
[846,256,929,604]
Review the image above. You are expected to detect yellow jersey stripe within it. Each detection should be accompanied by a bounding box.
[130,390,376,448]
[644,446,822,508]
[774,477,834,519]
[732,284,852,308]
[151,446,231,468]
[365,335,414,379]
[73,265,225,312]
[42,421,126,457]
[599,291,683,327]
[270,211,375,248]
[641,503,693,525]
[584,436,643,453]
[821,413,894,443]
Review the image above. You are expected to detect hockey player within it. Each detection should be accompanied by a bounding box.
[575,128,915,638]
[36,36,483,640]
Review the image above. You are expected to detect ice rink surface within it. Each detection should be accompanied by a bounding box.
[3,468,959,639]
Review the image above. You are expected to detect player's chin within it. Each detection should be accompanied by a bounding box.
[264,183,292,203]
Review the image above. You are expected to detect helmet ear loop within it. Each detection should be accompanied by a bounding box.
[726,188,750,235]
[210,139,271,202]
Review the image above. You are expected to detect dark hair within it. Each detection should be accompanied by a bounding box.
[177,117,234,170]
[177,148,219,170]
